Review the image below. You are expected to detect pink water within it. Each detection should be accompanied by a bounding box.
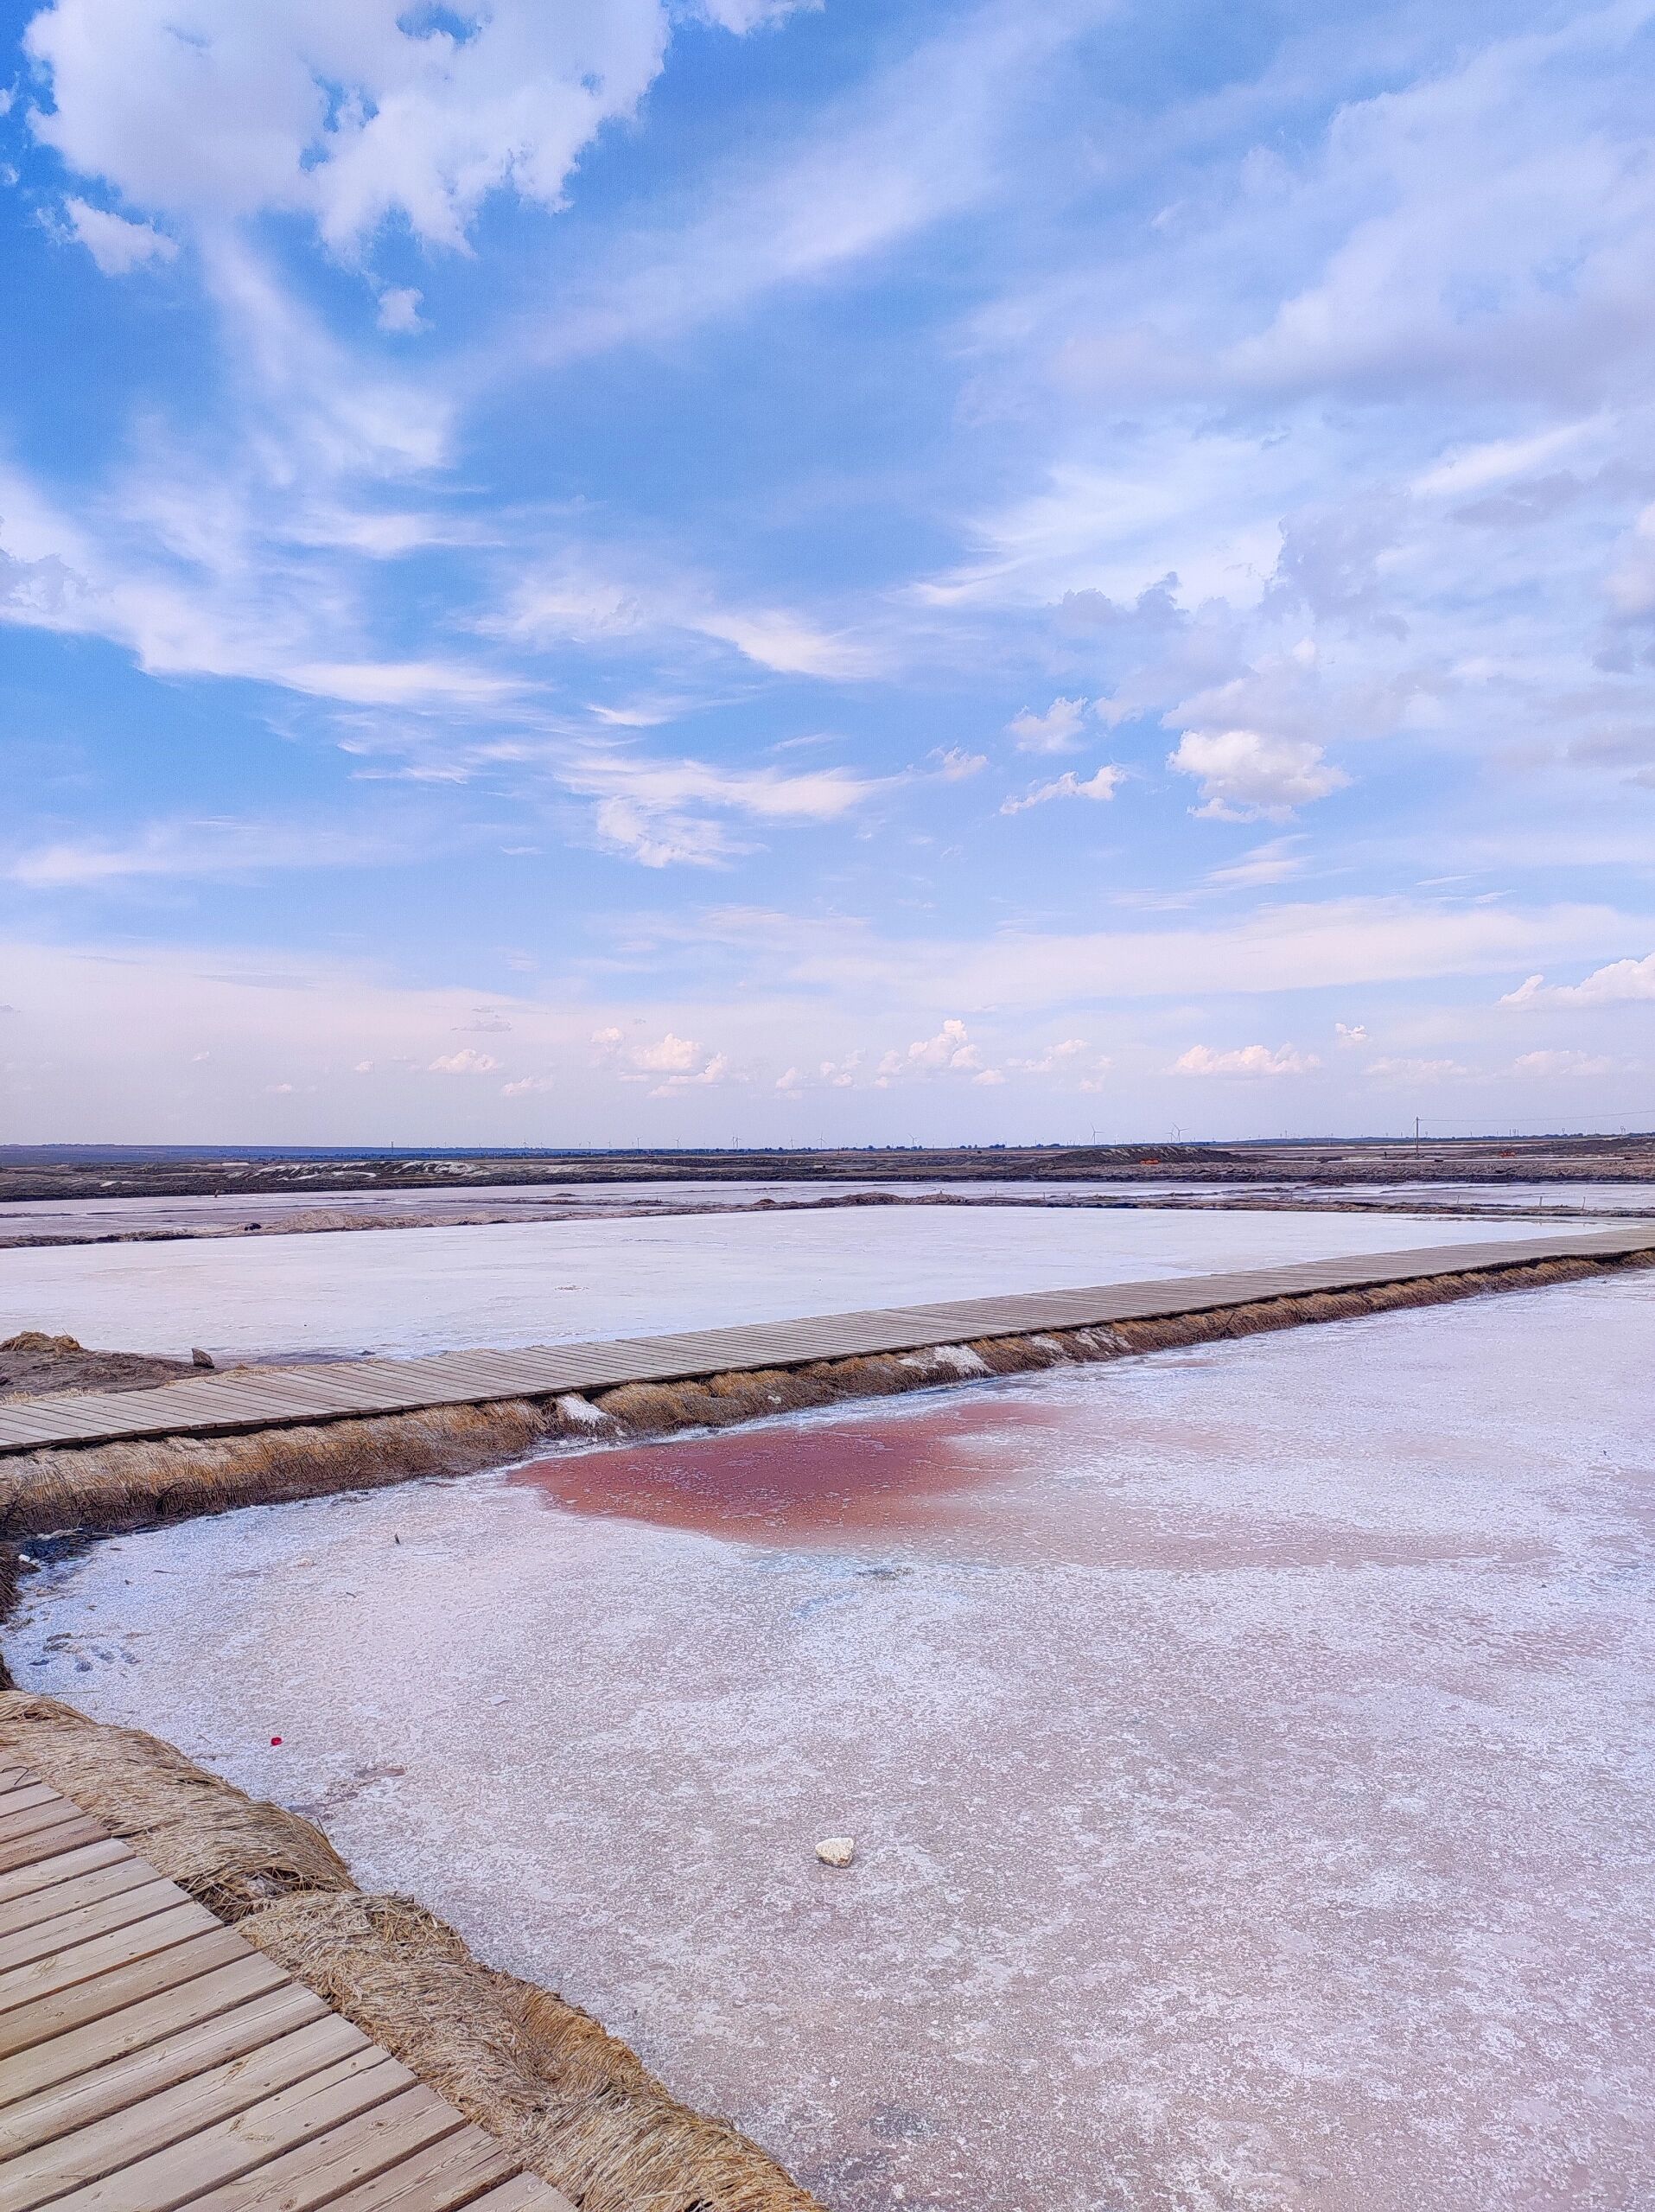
[14,1272,1655,2210]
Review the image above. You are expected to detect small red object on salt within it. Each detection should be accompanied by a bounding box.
[270,1736,283,1746]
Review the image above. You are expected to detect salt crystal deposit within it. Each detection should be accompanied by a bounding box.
[15,1268,1655,2210]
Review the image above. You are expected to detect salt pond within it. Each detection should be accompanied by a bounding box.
[0,1202,1583,1361]
[14,1271,1654,2211]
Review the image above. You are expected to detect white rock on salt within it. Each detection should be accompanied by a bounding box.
[815,1835,856,1867]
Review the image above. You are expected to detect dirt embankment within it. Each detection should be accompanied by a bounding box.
[0,1692,820,2212]
[0,1331,203,1399]
[5,1131,1654,1206]
[3,1247,1649,1544]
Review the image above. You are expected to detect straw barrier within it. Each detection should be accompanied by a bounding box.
[2,1246,1649,1543]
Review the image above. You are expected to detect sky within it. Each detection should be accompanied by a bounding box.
[2,0,1653,1147]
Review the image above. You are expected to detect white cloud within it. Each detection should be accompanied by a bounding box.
[375,286,426,335]
[501,563,877,678]
[694,0,818,27]
[6,816,403,886]
[1006,697,1088,753]
[1206,838,1305,889]
[427,1048,501,1074]
[27,1,679,256]
[1168,729,1348,821]
[929,747,988,781]
[1334,1022,1368,1047]
[525,3,1082,372]
[1172,1043,1319,1077]
[777,1052,861,1093]
[567,749,886,869]
[650,1051,731,1096]
[1000,765,1122,814]
[692,605,878,679]
[629,1031,701,1074]
[1009,1038,1091,1074]
[1501,953,1655,1006]
[1512,1049,1613,1077]
[62,199,176,274]
[876,1017,1000,1084]
[591,799,745,870]
[502,1074,557,1095]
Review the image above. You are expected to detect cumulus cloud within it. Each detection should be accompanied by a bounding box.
[375,286,426,335]
[650,1051,730,1096]
[877,1017,999,1083]
[1006,697,1088,753]
[1008,1039,1092,1074]
[427,1048,501,1074]
[1500,953,1655,1006]
[1168,730,1349,821]
[777,1053,861,1092]
[62,199,176,275]
[502,1074,557,1095]
[590,1026,733,1092]
[629,1031,702,1074]
[26,1,683,257]
[1000,766,1123,815]
[1173,1043,1319,1077]
[1334,1022,1368,1046]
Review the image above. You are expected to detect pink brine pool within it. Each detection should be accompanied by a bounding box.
[14,1269,1655,2211]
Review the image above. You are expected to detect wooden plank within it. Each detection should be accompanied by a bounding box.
[0,2016,376,2212]
[0,1951,296,2104]
[177,2082,468,2212]
[0,1897,220,2018]
[0,1979,328,2158]
[0,1858,161,1943]
[0,1785,67,1831]
[461,2175,580,2212]
[0,1814,107,1878]
[0,1839,130,1913]
[0,1877,184,1975]
[0,1768,35,1795]
[35,2047,411,2212]
[309,2125,519,2212]
[0,1925,261,2061]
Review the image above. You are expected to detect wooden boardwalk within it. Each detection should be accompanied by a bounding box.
[3,1223,1652,1461]
[0,1763,574,2212]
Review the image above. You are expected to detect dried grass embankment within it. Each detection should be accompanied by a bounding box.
[2,1248,1650,1546]
[0,1692,823,2212]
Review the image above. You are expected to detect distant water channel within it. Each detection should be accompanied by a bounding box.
[15,1271,1655,2211]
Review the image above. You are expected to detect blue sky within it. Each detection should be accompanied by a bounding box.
[3,0,1653,1144]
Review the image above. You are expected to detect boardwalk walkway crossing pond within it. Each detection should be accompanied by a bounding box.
[2,1224,1651,1460]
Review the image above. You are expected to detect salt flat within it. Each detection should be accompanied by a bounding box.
[0,1201,1590,1361]
[15,1271,1654,2211]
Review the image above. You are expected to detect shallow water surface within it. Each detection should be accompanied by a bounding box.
[0,1200,1583,1359]
[14,1273,1655,2211]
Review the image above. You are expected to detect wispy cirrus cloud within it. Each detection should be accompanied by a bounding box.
[6,816,412,888]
